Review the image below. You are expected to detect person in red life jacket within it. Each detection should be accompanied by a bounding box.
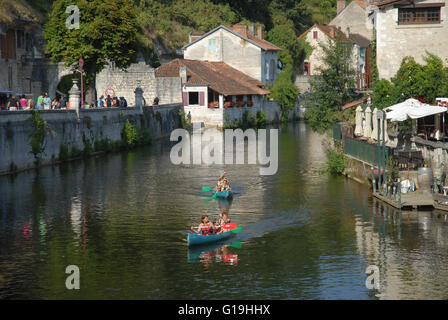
[212,219,223,234]
[216,172,227,191]
[191,215,214,235]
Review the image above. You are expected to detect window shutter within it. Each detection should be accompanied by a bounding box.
[183,92,189,106]
[199,92,205,106]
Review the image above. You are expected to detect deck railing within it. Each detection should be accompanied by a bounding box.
[344,137,391,166]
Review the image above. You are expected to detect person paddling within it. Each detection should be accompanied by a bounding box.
[191,215,214,235]
[216,172,231,191]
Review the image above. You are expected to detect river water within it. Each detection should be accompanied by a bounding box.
[1,122,448,300]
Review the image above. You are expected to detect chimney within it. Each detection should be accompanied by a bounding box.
[179,65,187,84]
[232,24,247,38]
[346,27,350,38]
[329,28,335,39]
[257,25,263,39]
[337,0,346,14]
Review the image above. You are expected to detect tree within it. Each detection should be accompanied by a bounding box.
[372,53,448,109]
[269,65,299,112]
[304,34,357,132]
[43,0,139,103]
[309,34,356,110]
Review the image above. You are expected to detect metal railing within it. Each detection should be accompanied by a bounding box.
[333,122,342,141]
[344,137,390,166]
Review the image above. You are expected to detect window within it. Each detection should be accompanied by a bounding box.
[303,62,310,76]
[398,7,441,25]
[266,61,270,80]
[270,59,275,81]
[16,30,24,49]
[313,31,318,39]
[208,39,217,52]
[188,92,199,105]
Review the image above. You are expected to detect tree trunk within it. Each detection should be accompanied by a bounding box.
[85,71,97,106]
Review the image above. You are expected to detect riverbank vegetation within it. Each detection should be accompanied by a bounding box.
[325,145,346,175]
[28,110,47,164]
[223,111,267,129]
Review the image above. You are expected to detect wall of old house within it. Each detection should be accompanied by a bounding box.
[96,61,182,106]
[0,25,71,101]
[183,28,264,82]
[376,0,448,80]
[330,1,372,41]
[302,27,359,76]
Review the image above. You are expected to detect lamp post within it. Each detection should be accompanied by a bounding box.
[78,58,84,109]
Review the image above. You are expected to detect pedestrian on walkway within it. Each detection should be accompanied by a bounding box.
[20,95,27,110]
[7,95,19,111]
[42,93,51,110]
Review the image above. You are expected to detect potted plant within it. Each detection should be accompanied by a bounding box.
[208,101,218,108]
[224,101,232,109]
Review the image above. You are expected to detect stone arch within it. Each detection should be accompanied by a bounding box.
[47,63,73,98]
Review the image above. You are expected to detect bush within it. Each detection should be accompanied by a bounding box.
[269,65,298,112]
[122,120,139,148]
[256,111,267,128]
[326,147,346,175]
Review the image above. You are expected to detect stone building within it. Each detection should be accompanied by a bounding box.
[182,24,282,85]
[155,59,272,127]
[96,61,182,106]
[295,0,373,92]
[330,0,372,41]
[0,4,71,108]
[372,0,448,80]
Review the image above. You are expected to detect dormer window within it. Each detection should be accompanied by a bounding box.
[208,39,217,52]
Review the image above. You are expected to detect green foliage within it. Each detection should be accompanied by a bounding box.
[304,106,342,133]
[256,111,267,128]
[223,111,266,129]
[309,35,357,110]
[121,119,152,149]
[94,138,113,153]
[122,120,139,148]
[372,53,448,109]
[43,0,139,96]
[28,110,47,163]
[305,35,358,132]
[178,109,191,129]
[270,66,298,111]
[370,28,379,82]
[386,155,398,184]
[326,146,346,175]
[59,142,69,161]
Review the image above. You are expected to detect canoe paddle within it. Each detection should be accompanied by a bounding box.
[221,223,238,230]
[231,226,242,233]
[202,186,217,199]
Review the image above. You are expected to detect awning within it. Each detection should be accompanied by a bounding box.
[385,98,447,122]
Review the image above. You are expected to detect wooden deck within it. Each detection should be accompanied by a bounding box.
[373,190,435,210]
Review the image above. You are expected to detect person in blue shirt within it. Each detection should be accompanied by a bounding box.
[97,95,104,108]
[42,93,51,110]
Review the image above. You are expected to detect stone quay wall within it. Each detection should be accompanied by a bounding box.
[0,104,182,175]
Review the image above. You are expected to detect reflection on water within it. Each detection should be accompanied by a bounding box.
[1,122,448,299]
[188,241,240,269]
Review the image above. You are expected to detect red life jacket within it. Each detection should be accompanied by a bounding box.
[201,224,212,235]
